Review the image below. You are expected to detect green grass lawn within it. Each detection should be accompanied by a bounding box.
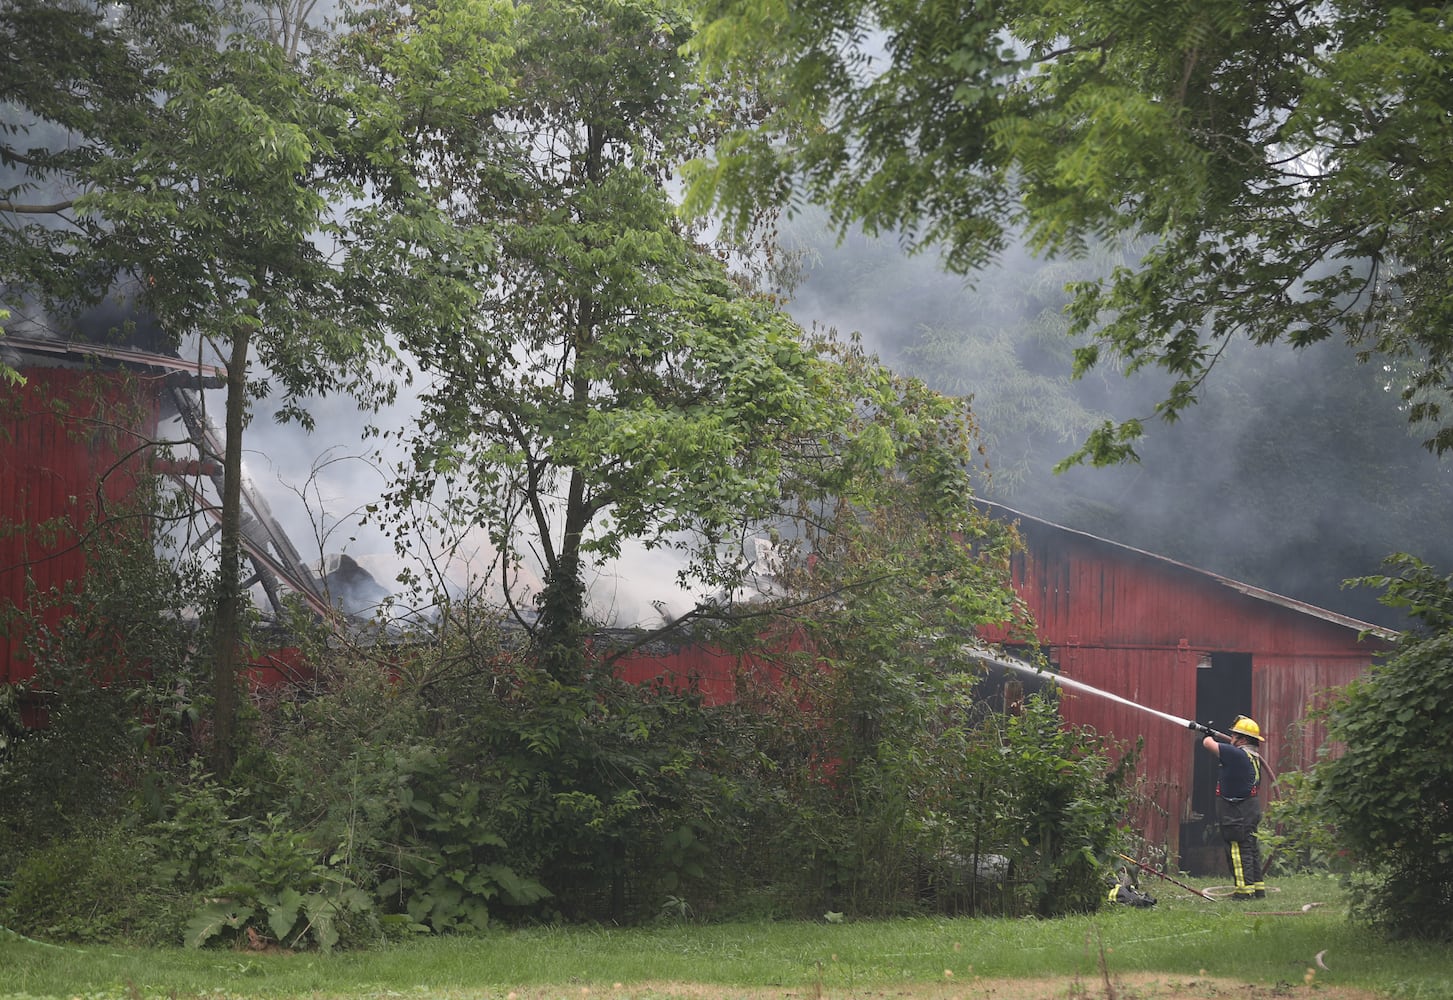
[2,875,1450,999]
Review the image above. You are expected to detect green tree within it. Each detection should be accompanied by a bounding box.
[377,0,858,676]
[90,1,395,777]
[1309,554,1453,940]
[711,342,1050,915]
[761,336,1028,779]
[354,0,1053,922]
[685,0,1453,464]
[1,0,508,774]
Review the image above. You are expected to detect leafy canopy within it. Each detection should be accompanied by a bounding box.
[684,0,1453,463]
[379,0,877,647]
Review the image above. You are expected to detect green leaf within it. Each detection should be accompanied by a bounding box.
[484,864,553,906]
[303,894,341,952]
[185,900,252,949]
[267,887,304,942]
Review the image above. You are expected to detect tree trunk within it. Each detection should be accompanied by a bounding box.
[209,322,251,778]
[535,466,590,683]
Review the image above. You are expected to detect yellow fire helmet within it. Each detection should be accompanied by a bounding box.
[1231,715,1263,742]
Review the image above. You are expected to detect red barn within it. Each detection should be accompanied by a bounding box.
[0,339,169,694]
[0,331,1401,880]
[979,501,1398,874]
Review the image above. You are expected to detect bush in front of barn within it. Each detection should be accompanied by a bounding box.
[1304,554,1453,942]
[2,632,1137,944]
[1,548,1137,944]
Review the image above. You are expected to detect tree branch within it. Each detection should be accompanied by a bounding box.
[0,198,76,214]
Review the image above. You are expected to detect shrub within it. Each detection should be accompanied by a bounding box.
[1261,768,1354,875]
[183,812,379,952]
[0,478,208,865]
[1310,555,1453,940]
[0,666,142,858]
[950,695,1135,917]
[2,821,191,945]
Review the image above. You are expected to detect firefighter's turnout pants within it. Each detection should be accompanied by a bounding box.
[1216,797,1264,899]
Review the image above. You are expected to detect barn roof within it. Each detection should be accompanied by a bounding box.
[2,333,225,380]
[977,499,1401,644]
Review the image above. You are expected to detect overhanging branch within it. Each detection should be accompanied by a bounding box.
[0,198,75,214]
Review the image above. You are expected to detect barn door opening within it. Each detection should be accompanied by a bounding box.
[1179,652,1253,876]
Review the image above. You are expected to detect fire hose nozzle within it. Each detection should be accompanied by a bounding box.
[1187,721,1212,735]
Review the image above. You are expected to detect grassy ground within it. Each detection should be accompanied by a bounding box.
[2,875,1450,1000]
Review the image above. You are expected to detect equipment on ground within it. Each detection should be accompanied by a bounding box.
[1116,852,1215,901]
[1106,873,1157,907]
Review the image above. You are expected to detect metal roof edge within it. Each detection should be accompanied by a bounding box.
[3,334,226,379]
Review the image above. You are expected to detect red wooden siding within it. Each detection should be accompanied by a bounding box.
[1,364,163,685]
[615,643,747,706]
[613,636,802,706]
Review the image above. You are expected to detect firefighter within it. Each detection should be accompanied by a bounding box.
[1194,715,1266,900]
